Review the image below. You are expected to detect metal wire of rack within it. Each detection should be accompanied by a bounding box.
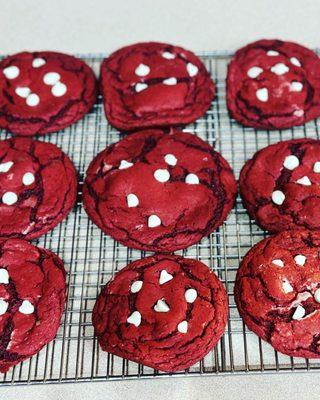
[1,51,320,386]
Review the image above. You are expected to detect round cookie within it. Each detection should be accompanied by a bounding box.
[0,51,98,136]
[0,239,66,372]
[239,138,320,232]
[235,230,320,359]
[100,42,215,131]
[83,128,236,252]
[93,254,228,372]
[227,39,320,129]
[0,137,77,239]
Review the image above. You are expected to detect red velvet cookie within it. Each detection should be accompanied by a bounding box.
[100,42,215,131]
[227,39,320,129]
[93,254,228,372]
[83,128,236,252]
[0,51,98,136]
[235,230,320,359]
[0,239,66,372]
[239,138,320,232]
[0,138,77,239]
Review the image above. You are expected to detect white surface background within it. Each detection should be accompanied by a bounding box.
[1,0,320,399]
[1,0,320,54]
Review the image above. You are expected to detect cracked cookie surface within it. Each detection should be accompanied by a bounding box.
[0,51,98,136]
[235,230,320,359]
[0,137,77,239]
[0,239,66,372]
[240,138,320,232]
[227,39,320,129]
[83,128,236,252]
[100,42,215,131]
[93,254,228,372]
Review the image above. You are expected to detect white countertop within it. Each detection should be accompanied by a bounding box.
[2,0,320,398]
[2,0,320,54]
[1,373,320,400]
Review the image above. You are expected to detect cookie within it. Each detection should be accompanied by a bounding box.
[234,230,320,359]
[0,239,66,372]
[227,39,320,129]
[0,51,98,136]
[239,138,320,232]
[100,42,215,131]
[0,137,77,239]
[83,128,236,252]
[93,254,228,372]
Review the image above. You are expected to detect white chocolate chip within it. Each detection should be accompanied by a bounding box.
[185,288,197,303]
[51,82,67,97]
[119,160,133,170]
[256,88,268,102]
[177,320,188,333]
[148,214,161,228]
[0,299,8,315]
[272,190,285,205]
[43,72,61,85]
[294,254,306,266]
[296,176,311,186]
[185,173,199,185]
[283,155,299,170]
[2,191,18,205]
[135,83,148,93]
[186,63,198,77]
[127,311,141,327]
[267,50,279,56]
[282,278,293,294]
[313,162,320,173]
[164,154,177,166]
[32,58,46,68]
[290,57,301,67]
[26,93,40,107]
[22,172,35,186]
[314,288,320,303]
[163,77,177,85]
[15,87,31,98]
[154,299,170,313]
[3,66,19,79]
[159,270,173,285]
[19,300,34,315]
[272,259,284,267]
[247,66,263,78]
[130,280,143,293]
[135,63,150,76]
[293,292,312,305]
[292,305,306,320]
[271,63,289,75]
[294,109,304,117]
[290,82,303,92]
[127,193,139,208]
[0,161,13,173]
[154,169,170,183]
[0,269,9,284]
[162,52,175,59]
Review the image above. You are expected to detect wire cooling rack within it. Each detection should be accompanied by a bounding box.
[1,52,320,386]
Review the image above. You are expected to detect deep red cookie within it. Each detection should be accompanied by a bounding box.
[83,128,236,252]
[0,239,66,372]
[239,138,320,232]
[235,230,320,359]
[100,42,215,131]
[93,254,228,372]
[227,39,320,129]
[0,51,98,136]
[0,137,77,239]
